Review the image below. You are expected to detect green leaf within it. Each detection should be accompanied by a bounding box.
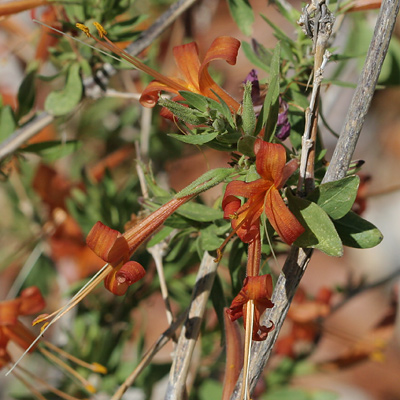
[175,168,233,198]
[158,98,207,125]
[16,68,37,120]
[287,190,343,257]
[211,90,235,128]
[45,63,83,116]
[22,140,81,162]
[242,81,256,135]
[179,91,210,112]
[167,131,218,145]
[198,224,225,251]
[333,211,383,249]
[242,41,270,72]
[0,105,17,142]
[307,176,360,219]
[254,43,280,137]
[227,0,254,36]
[237,135,256,157]
[147,226,175,248]
[177,202,223,222]
[210,273,227,343]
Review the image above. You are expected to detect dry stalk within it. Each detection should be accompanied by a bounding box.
[165,252,219,400]
[297,0,335,194]
[230,0,400,397]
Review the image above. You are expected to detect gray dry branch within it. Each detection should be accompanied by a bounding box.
[230,0,400,398]
[165,252,219,400]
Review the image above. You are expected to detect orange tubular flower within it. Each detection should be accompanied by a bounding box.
[75,23,240,113]
[139,37,241,113]
[226,275,274,341]
[86,195,194,295]
[222,139,305,245]
[0,287,45,354]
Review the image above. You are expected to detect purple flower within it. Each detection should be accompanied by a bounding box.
[276,97,291,140]
[243,69,261,105]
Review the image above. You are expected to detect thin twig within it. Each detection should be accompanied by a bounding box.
[165,252,219,400]
[0,112,53,162]
[111,310,188,400]
[230,0,400,397]
[0,0,199,162]
[297,0,334,194]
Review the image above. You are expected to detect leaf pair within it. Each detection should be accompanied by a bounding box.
[288,176,383,256]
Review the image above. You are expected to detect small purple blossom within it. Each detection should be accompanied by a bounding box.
[243,69,261,105]
[276,97,291,140]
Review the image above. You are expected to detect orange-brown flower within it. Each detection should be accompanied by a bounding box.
[2,287,106,397]
[222,139,304,244]
[86,195,193,295]
[227,275,274,341]
[0,287,45,355]
[76,23,241,113]
[140,37,241,112]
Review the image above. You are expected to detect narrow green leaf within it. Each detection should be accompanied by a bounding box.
[210,274,227,339]
[254,43,280,137]
[16,68,37,120]
[333,211,383,249]
[242,41,270,72]
[287,190,343,257]
[307,176,360,220]
[22,140,81,161]
[179,91,209,112]
[147,226,175,248]
[167,131,218,145]
[45,63,83,116]
[175,168,233,198]
[227,0,254,36]
[0,106,17,142]
[210,90,235,127]
[242,81,256,135]
[177,202,223,222]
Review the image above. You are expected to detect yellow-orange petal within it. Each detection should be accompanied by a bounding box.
[254,139,287,184]
[19,286,46,316]
[198,36,241,112]
[104,261,145,296]
[86,221,130,265]
[173,41,202,92]
[264,187,305,245]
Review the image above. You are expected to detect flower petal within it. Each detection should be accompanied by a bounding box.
[173,41,202,92]
[198,36,241,111]
[3,321,38,352]
[0,299,20,326]
[254,139,287,184]
[227,275,275,341]
[264,188,305,245]
[104,261,145,296]
[86,221,130,265]
[19,286,46,316]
